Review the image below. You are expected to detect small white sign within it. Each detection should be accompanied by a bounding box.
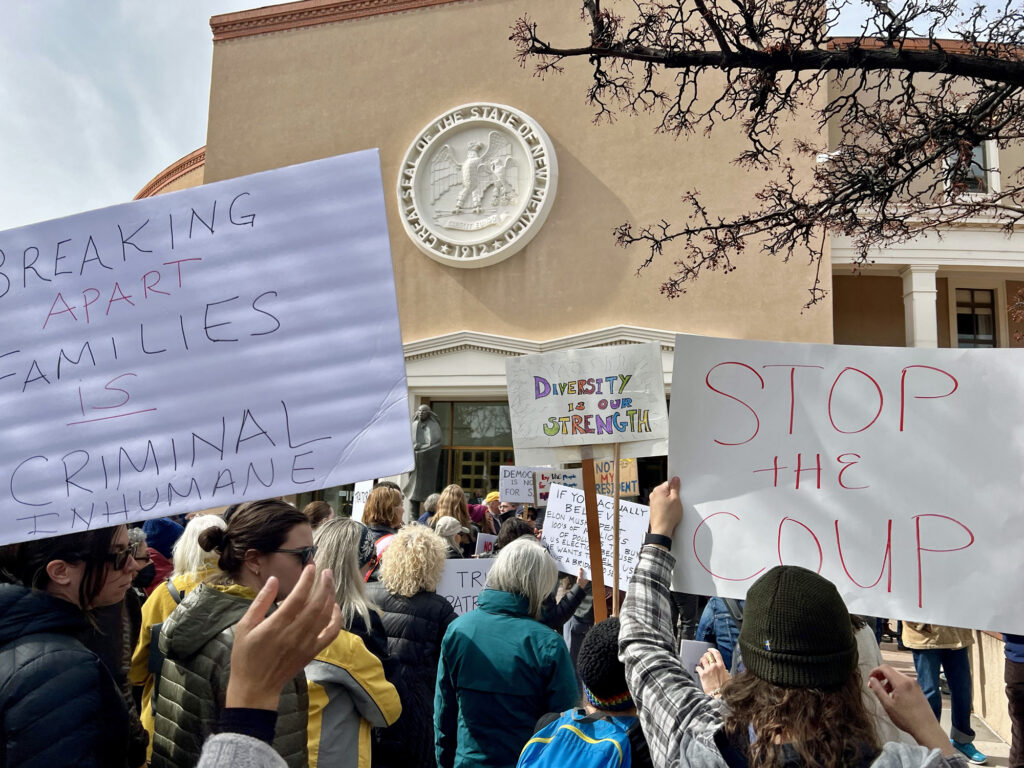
[534,468,583,507]
[436,557,494,615]
[506,342,669,465]
[474,533,497,557]
[499,465,536,504]
[351,480,374,523]
[541,483,650,586]
[670,333,1024,634]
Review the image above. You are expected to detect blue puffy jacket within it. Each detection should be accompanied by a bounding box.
[0,583,130,768]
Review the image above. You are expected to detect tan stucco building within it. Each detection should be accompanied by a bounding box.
[136,0,1021,740]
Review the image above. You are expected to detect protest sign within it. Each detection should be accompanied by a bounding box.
[0,151,413,545]
[505,342,668,465]
[533,468,583,506]
[351,480,374,522]
[541,483,650,586]
[498,466,536,504]
[670,333,1024,634]
[437,557,494,615]
[593,457,639,496]
[474,533,497,556]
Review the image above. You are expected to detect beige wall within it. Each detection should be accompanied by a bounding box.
[203,0,832,345]
[972,632,1011,743]
[832,275,905,346]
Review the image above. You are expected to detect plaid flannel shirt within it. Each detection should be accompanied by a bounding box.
[618,545,971,768]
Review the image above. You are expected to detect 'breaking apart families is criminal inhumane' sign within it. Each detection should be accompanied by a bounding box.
[669,334,1024,634]
[0,151,413,545]
[505,342,669,465]
[542,483,650,587]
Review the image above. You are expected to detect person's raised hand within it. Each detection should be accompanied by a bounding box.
[649,476,683,538]
[868,664,955,755]
[576,568,590,590]
[696,647,730,696]
[226,565,342,711]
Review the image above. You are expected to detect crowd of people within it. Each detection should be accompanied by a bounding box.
[0,478,1020,768]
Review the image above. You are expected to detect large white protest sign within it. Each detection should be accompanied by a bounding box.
[670,334,1024,634]
[436,557,494,615]
[0,151,413,545]
[534,468,583,506]
[506,343,668,465]
[351,480,375,522]
[498,465,536,504]
[542,483,650,586]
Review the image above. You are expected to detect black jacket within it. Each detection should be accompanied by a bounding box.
[365,582,457,768]
[0,583,130,768]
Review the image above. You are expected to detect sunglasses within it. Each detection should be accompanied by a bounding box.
[273,545,318,566]
[102,547,136,571]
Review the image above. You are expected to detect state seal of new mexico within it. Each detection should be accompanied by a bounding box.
[397,103,558,268]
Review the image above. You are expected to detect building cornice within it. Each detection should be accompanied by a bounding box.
[403,326,677,362]
[211,0,469,42]
[134,147,206,200]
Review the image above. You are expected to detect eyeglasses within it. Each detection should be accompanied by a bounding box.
[273,545,318,566]
[102,548,136,571]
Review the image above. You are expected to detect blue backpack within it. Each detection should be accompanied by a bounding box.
[518,710,635,768]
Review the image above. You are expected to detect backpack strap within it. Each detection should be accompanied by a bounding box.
[166,578,183,604]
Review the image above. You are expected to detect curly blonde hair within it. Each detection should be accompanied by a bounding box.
[378,523,447,598]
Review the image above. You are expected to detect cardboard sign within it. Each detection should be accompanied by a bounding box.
[505,343,669,465]
[593,457,639,496]
[474,533,497,556]
[541,483,650,586]
[436,557,494,615]
[351,480,374,522]
[0,151,413,545]
[498,466,536,504]
[670,333,1024,634]
[534,468,583,506]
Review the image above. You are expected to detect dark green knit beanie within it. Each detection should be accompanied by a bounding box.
[738,565,856,690]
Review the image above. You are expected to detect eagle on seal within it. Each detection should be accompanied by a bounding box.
[430,131,517,214]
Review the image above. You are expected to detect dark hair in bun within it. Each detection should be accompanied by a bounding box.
[203,499,307,578]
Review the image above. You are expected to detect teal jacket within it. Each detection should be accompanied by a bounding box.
[434,589,579,768]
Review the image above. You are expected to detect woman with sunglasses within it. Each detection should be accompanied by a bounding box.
[150,499,315,768]
[0,524,141,768]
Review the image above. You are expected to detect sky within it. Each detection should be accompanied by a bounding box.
[0,1,988,235]
[0,1,253,233]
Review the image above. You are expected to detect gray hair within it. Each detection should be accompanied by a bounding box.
[313,517,378,629]
[485,537,557,620]
[422,492,441,516]
[172,515,227,578]
[128,527,147,549]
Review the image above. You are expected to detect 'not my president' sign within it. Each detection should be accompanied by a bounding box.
[0,151,413,545]
[669,334,1024,634]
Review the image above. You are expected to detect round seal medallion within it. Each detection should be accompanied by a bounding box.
[397,103,558,268]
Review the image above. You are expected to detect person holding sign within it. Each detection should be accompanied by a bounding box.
[0,525,141,768]
[151,500,315,768]
[619,478,970,768]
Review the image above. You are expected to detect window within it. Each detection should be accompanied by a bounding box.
[955,288,997,347]
[946,141,999,197]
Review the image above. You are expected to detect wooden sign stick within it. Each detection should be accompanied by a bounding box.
[612,443,621,615]
[581,457,608,623]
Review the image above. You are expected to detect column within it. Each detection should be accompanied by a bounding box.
[900,265,939,348]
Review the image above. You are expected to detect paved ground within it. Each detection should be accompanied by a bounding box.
[880,642,1009,767]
